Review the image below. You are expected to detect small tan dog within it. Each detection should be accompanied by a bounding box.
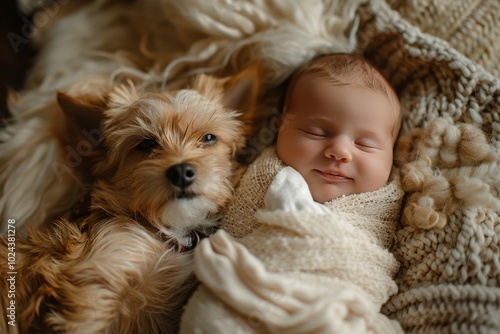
[0,68,259,333]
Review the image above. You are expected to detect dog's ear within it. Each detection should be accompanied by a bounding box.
[224,63,266,140]
[191,74,227,103]
[107,81,140,110]
[221,62,260,115]
[56,92,108,179]
[191,63,261,115]
[57,92,107,131]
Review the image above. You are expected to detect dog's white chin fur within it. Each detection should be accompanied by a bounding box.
[160,197,218,238]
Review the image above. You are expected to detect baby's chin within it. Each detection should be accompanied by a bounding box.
[309,179,371,203]
[312,182,390,203]
[310,187,348,204]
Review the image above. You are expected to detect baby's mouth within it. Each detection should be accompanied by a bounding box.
[315,169,352,181]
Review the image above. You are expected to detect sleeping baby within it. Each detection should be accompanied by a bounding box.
[181,54,405,334]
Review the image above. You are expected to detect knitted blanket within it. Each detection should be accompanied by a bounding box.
[357,1,500,332]
[181,150,404,333]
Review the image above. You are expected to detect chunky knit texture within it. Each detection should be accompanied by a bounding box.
[181,160,404,333]
[354,1,500,332]
[389,0,500,78]
[382,117,500,332]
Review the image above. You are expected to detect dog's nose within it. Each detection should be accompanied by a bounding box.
[166,163,197,188]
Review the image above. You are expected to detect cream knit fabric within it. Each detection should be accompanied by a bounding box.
[222,147,285,239]
[181,158,404,333]
[390,0,500,78]
[354,1,500,332]
[382,117,500,332]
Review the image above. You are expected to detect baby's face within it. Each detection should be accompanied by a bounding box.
[276,75,395,203]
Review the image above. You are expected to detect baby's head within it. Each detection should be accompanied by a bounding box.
[276,54,401,203]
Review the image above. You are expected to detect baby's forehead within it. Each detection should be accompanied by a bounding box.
[292,74,393,108]
[295,69,389,93]
[290,75,399,138]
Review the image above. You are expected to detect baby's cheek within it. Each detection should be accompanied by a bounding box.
[359,158,392,192]
[283,142,314,168]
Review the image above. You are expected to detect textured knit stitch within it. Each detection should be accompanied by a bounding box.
[389,0,500,78]
[222,147,285,239]
[354,1,500,332]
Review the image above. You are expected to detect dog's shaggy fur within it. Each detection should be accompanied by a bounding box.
[0,0,151,234]
[0,70,258,333]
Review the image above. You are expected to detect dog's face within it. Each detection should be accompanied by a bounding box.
[102,82,244,232]
[58,69,259,238]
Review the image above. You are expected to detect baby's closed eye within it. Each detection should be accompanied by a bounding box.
[298,127,327,138]
[355,139,379,150]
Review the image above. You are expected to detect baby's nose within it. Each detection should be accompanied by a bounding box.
[324,138,352,162]
[166,163,197,188]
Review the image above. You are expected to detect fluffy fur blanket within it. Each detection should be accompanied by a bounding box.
[181,148,404,333]
[4,0,500,332]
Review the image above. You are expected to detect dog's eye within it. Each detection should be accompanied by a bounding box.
[200,134,218,146]
[137,139,159,152]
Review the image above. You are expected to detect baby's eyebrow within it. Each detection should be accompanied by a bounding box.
[356,128,389,142]
[300,114,332,122]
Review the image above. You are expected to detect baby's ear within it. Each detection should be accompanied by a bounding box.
[57,91,107,131]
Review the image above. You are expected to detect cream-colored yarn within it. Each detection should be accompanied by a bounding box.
[389,0,500,78]
[222,146,285,239]
[396,117,500,230]
[352,1,500,332]
[381,118,500,332]
[181,163,404,333]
